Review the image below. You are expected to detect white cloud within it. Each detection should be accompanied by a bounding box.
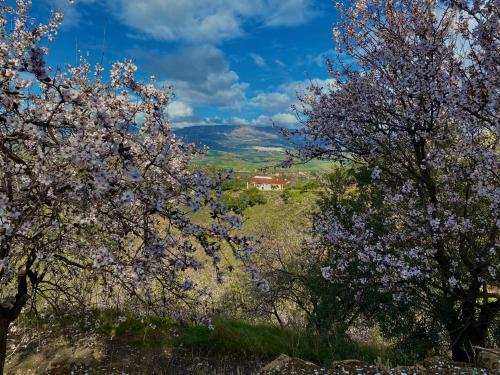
[231,117,251,126]
[167,101,193,119]
[252,112,298,126]
[250,92,291,112]
[271,113,298,124]
[249,78,336,113]
[135,45,248,109]
[170,71,248,109]
[169,116,216,129]
[263,0,318,27]
[169,115,254,129]
[107,0,318,43]
[46,0,98,28]
[250,53,266,68]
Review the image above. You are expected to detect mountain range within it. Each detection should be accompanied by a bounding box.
[173,125,329,172]
[174,125,291,155]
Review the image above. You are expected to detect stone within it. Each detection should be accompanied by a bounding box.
[420,356,445,368]
[330,359,376,374]
[477,349,500,370]
[260,354,324,374]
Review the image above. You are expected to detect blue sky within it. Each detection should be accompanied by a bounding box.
[32,0,339,128]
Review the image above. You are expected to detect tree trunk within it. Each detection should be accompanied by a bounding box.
[448,293,500,363]
[0,318,10,375]
[450,331,481,362]
[450,320,488,362]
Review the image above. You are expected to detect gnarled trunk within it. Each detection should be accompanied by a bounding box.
[0,318,10,375]
[449,300,498,363]
[0,272,30,374]
[450,327,485,362]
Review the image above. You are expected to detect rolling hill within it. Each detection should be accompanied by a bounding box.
[174,125,329,172]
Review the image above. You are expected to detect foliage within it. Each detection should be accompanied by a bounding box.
[244,188,267,206]
[222,178,247,191]
[280,189,292,204]
[220,188,267,213]
[295,167,389,342]
[222,168,380,348]
[374,301,445,363]
[295,179,321,192]
[288,0,499,362]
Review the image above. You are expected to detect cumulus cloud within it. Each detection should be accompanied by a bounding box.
[250,78,336,113]
[231,117,251,126]
[134,45,248,109]
[263,0,318,27]
[166,77,334,128]
[250,92,291,112]
[169,115,255,129]
[168,115,217,129]
[106,0,318,43]
[252,113,298,126]
[271,113,298,125]
[167,101,193,119]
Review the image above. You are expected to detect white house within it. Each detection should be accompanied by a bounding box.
[247,176,290,191]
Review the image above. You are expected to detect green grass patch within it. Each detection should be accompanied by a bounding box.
[193,150,332,173]
[20,309,391,366]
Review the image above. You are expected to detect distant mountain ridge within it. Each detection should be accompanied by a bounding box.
[173,125,290,155]
[173,125,331,172]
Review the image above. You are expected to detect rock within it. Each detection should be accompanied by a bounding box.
[398,364,427,374]
[330,359,376,374]
[420,356,446,368]
[477,348,500,370]
[260,354,324,374]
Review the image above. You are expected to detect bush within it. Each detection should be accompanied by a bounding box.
[222,179,247,191]
[280,189,292,204]
[243,188,267,206]
[220,188,267,213]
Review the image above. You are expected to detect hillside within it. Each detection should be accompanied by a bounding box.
[174,125,330,172]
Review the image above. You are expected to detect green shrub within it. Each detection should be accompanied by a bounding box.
[220,188,267,213]
[280,189,292,203]
[243,188,267,206]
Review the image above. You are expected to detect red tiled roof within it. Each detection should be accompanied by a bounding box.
[251,177,290,185]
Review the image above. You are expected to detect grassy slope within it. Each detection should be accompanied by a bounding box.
[193,150,333,173]
[21,309,386,367]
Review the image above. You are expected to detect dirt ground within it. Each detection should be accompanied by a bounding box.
[5,328,499,375]
[5,327,264,374]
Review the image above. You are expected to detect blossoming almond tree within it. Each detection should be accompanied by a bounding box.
[288,0,499,362]
[0,2,257,371]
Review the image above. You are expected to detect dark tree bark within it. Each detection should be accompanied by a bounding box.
[449,300,499,362]
[450,325,485,362]
[0,318,10,375]
[0,272,30,374]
